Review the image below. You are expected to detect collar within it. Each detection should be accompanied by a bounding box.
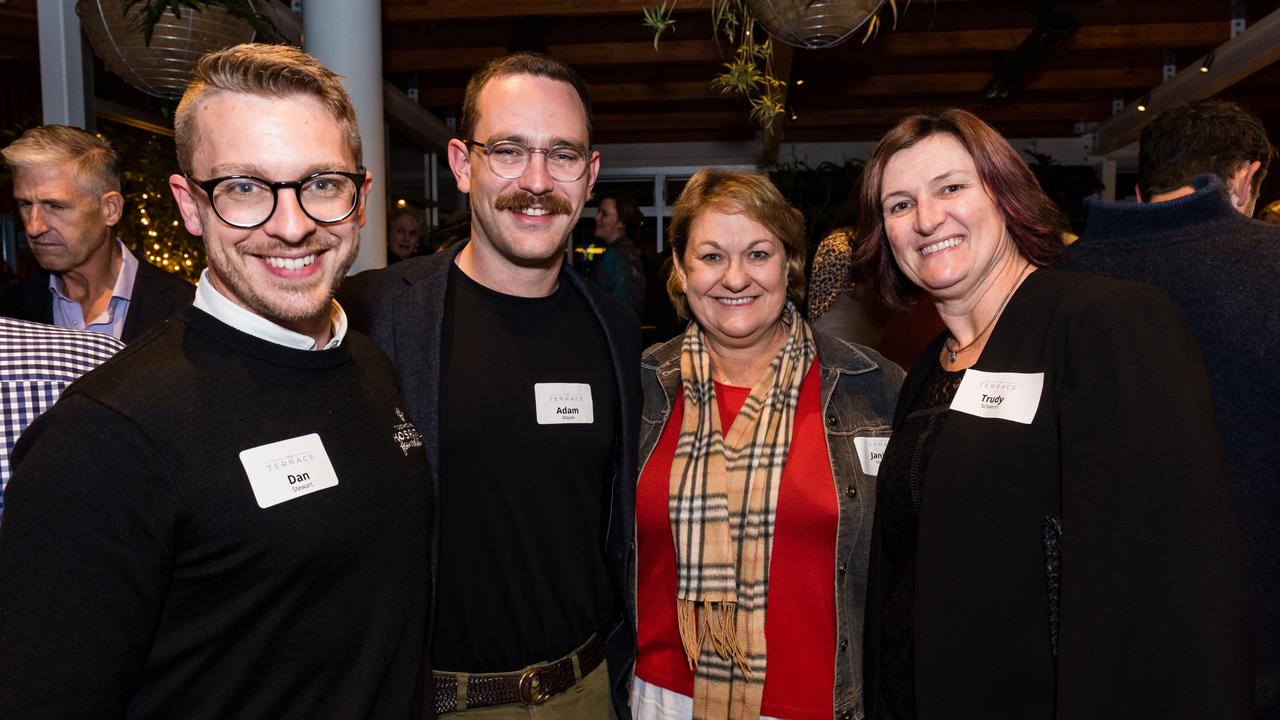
[192,268,347,350]
[48,238,138,302]
[1082,174,1240,242]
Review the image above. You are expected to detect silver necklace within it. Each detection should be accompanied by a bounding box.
[944,264,1031,364]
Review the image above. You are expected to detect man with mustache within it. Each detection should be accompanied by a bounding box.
[343,52,639,718]
[0,44,433,718]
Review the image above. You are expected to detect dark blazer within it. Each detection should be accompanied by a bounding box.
[864,269,1253,720]
[341,242,641,720]
[1,259,194,343]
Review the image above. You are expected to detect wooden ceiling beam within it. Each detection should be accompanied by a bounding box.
[384,0,714,22]
[385,21,1230,74]
[420,67,1158,106]
[386,40,722,73]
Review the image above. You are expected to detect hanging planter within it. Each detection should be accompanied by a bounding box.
[745,0,886,49]
[76,0,273,100]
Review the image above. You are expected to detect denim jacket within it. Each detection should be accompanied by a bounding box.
[636,328,904,720]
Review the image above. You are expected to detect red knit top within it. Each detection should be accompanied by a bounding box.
[635,361,838,719]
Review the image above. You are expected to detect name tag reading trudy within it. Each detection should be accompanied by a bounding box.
[950,370,1045,425]
[239,433,340,508]
[534,382,595,425]
[853,436,890,476]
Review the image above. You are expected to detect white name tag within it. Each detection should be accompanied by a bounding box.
[854,436,890,476]
[950,369,1045,425]
[239,433,340,508]
[534,382,595,425]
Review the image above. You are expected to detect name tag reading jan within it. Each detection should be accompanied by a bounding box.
[534,382,594,425]
[239,433,340,508]
[853,436,890,476]
[950,369,1045,425]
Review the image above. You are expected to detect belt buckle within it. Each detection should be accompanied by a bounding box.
[518,668,553,705]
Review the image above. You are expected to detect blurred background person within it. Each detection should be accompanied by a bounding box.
[589,194,645,318]
[808,224,886,348]
[1063,97,1280,715]
[634,169,902,720]
[386,206,424,263]
[856,109,1252,720]
[1,125,193,342]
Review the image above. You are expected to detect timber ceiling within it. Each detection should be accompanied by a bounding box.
[382,0,1280,147]
[3,1,1280,149]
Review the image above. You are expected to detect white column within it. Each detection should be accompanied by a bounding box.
[1099,158,1119,203]
[304,0,386,272]
[37,0,89,127]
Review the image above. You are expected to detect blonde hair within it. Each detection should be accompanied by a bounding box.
[666,169,807,319]
[174,43,362,173]
[1,125,121,195]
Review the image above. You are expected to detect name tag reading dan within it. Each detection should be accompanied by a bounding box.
[950,369,1045,425]
[854,436,890,476]
[239,433,340,508]
[534,382,594,425]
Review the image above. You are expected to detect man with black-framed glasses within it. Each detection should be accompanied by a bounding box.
[343,52,640,719]
[0,44,433,719]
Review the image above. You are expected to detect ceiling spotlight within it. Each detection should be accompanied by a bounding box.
[1200,50,1215,73]
[795,79,805,86]
[1137,92,1151,112]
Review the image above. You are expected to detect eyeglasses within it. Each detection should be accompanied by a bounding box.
[186,169,366,229]
[465,140,590,183]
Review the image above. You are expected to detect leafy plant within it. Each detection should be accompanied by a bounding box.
[123,0,280,45]
[641,2,678,51]
[644,0,906,128]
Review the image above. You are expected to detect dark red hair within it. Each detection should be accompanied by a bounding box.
[853,109,1067,310]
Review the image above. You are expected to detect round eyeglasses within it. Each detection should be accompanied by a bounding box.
[465,140,590,183]
[186,169,366,229]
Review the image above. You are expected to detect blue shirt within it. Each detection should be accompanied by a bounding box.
[0,317,124,514]
[49,239,138,340]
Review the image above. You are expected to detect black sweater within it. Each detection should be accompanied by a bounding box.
[1063,176,1280,715]
[0,307,433,719]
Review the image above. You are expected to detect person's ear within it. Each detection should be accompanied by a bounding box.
[447,139,472,194]
[100,190,125,227]
[1228,160,1262,211]
[168,174,205,236]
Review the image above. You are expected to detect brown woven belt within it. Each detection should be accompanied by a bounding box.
[433,634,606,714]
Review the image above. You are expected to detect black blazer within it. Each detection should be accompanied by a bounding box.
[1,260,194,343]
[864,269,1253,719]
[340,243,641,720]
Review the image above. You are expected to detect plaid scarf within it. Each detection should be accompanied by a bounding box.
[669,303,816,719]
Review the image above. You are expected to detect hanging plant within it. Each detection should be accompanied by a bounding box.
[643,0,907,127]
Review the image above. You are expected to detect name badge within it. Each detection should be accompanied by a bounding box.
[534,382,594,425]
[239,433,340,508]
[854,436,890,476]
[950,369,1045,425]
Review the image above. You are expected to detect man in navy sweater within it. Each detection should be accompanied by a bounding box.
[1063,97,1278,718]
[0,44,433,719]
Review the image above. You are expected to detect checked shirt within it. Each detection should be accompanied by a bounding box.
[1,317,123,514]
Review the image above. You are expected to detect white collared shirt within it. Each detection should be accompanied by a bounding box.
[192,269,347,350]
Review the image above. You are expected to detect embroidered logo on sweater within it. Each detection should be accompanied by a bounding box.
[392,407,423,455]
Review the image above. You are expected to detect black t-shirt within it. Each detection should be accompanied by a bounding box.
[433,265,617,672]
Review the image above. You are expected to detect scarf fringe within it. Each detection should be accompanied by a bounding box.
[677,598,752,677]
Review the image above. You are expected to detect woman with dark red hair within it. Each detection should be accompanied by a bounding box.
[857,109,1252,720]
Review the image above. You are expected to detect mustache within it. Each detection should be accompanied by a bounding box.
[494,191,572,216]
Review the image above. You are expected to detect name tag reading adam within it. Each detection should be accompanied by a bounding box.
[534,382,594,425]
[239,433,340,508]
[950,369,1045,425]
[854,436,890,476]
